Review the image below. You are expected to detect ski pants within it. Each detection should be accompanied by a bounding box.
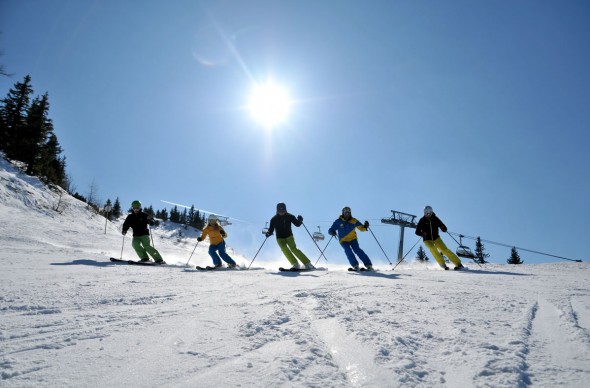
[340,239,372,268]
[208,241,236,266]
[423,237,462,268]
[277,235,311,265]
[132,235,163,261]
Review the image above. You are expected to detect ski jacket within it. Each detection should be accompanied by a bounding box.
[200,224,227,245]
[267,213,302,239]
[415,213,447,241]
[122,211,155,237]
[328,216,367,243]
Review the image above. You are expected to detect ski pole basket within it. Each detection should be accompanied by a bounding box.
[312,226,325,241]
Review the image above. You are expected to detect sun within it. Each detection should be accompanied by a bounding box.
[248,81,291,128]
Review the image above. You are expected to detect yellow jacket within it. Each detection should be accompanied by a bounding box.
[200,223,227,245]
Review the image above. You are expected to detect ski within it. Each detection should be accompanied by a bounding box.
[110,257,165,266]
[196,266,216,270]
[278,267,314,272]
[128,260,166,266]
[195,266,238,271]
[348,267,372,272]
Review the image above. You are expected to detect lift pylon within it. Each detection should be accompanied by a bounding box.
[381,210,418,262]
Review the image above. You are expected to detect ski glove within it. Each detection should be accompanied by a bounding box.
[330,231,337,237]
[265,232,272,238]
[297,215,303,222]
[364,221,369,228]
[122,230,127,235]
[197,237,203,242]
[441,226,447,233]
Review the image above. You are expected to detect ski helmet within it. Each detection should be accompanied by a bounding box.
[208,214,218,223]
[276,203,287,213]
[424,206,433,216]
[342,206,351,215]
[131,200,142,208]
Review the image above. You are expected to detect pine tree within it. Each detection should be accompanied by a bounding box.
[474,237,490,264]
[22,93,52,175]
[35,133,66,186]
[416,246,429,262]
[180,208,188,227]
[195,210,205,230]
[507,247,524,264]
[1,78,66,186]
[104,199,113,220]
[169,206,180,223]
[0,75,33,159]
[188,205,196,227]
[112,197,122,218]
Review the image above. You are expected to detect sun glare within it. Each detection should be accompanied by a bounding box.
[248,81,291,128]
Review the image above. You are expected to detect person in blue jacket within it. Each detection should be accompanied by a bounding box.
[328,206,373,271]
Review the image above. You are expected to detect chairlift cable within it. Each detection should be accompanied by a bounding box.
[447,232,582,263]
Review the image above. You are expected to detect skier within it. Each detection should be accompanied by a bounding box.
[265,202,314,270]
[328,206,373,271]
[122,200,165,264]
[198,214,237,268]
[415,205,464,270]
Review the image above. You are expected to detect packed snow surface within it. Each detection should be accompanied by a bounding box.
[1,157,589,387]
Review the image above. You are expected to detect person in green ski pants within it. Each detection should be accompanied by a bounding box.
[265,202,314,270]
[122,200,165,264]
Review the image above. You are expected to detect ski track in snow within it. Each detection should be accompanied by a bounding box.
[2,156,590,387]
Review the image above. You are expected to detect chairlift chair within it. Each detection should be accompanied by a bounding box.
[312,226,325,241]
[262,221,269,235]
[456,234,476,259]
[218,216,231,227]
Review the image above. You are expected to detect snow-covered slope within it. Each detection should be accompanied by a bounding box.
[1,156,590,387]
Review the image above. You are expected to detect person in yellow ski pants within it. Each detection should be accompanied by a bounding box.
[415,205,464,270]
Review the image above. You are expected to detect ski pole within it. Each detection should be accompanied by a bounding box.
[302,222,329,263]
[186,241,199,266]
[247,236,268,270]
[149,225,155,248]
[367,226,393,266]
[119,234,126,260]
[392,236,422,271]
[314,235,334,267]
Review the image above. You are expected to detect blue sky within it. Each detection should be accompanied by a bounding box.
[2,0,589,265]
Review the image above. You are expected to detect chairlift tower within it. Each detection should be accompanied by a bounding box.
[381,210,418,262]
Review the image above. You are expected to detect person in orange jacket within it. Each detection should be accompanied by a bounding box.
[198,215,237,268]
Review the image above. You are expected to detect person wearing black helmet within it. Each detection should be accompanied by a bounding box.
[265,202,314,270]
[415,205,463,270]
[122,200,165,264]
[328,206,373,271]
